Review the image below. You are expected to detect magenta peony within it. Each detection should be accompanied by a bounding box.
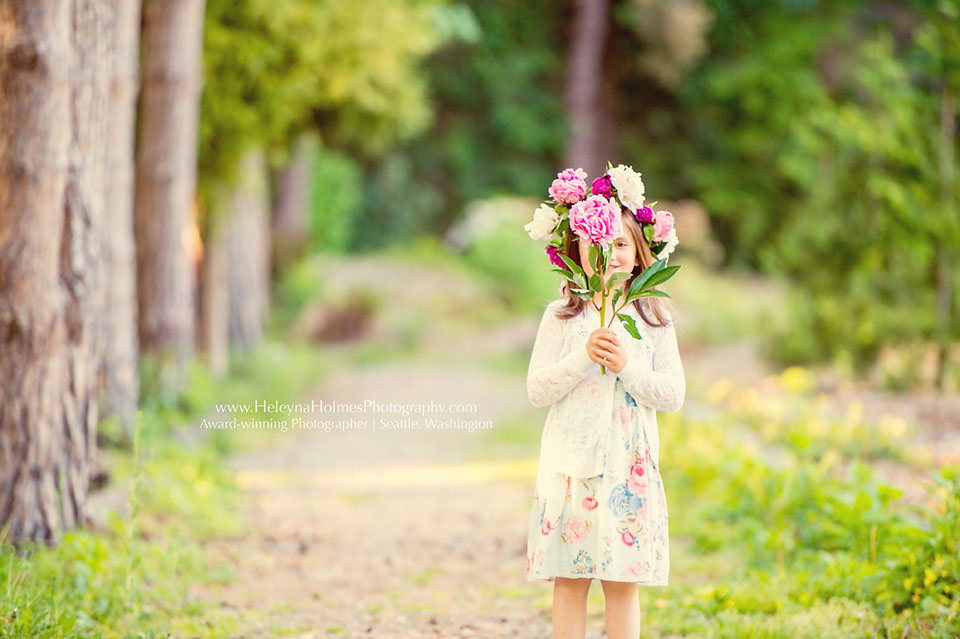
[545,244,565,269]
[591,174,613,198]
[569,195,622,250]
[548,168,588,205]
[651,210,675,242]
[635,205,654,225]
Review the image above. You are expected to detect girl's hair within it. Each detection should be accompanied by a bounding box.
[554,211,677,329]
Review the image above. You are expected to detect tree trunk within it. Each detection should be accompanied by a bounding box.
[197,214,229,377]
[0,0,110,546]
[563,0,611,177]
[936,84,956,392]
[271,136,316,275]
[134,0,206,388]
[226,150,270,351]
[100,0,141,438]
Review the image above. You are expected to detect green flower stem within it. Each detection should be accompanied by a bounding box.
[597,249,607,375]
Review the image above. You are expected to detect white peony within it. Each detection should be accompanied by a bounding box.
[656,226,679,261]
[608,164,645,212]
[524,203,561,240]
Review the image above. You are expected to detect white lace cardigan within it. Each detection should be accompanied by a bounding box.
[527,298,686,481]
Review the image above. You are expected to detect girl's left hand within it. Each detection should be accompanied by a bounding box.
[590,328,627,374]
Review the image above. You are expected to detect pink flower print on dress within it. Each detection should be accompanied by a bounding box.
[615,406,632,430]
[624,560,652,579]
[582,495,599,511]
[563,516,589,544]
[627,459,647,494]
[621,531,635,546]
[541,520,553,536]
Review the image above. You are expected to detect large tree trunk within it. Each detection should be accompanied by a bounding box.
[134,0,206,388]
[100,0,141,438]
[0,0,110,546]
[226,150,270,351]
[563,0,611,177]
[271,136,315,275]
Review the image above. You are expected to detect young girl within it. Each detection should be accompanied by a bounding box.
[525,209,686,639]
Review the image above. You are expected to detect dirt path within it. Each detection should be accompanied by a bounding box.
[187,361,606,638]
[185,328,958,638]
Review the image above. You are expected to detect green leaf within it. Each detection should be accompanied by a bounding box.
[642,264,681,289]
[625,259,667,298]
[551,267,574,280]
[588,244,600,271]
[634,289,671,298]
[611,287,623,310]
[557,253,587,288]
[617,313,642,339]
[589,272,602,294]
[607,272,632,289]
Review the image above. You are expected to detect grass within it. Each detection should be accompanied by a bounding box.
[0,335,332,638]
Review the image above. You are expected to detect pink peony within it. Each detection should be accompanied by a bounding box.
[545,244,566,269]
[549,168,588,205]
[582,496,599,511]
[591,174,613,198]
[651,210,674,243]
[569,196,622,250]
[564,516,588,544]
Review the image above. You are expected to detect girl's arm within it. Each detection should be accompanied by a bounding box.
[617,315,685,413]
[527,303,595,408]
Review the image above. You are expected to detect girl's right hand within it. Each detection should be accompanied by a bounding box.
[585,327,621,366]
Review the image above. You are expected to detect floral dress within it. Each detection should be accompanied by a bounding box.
[526,376,669,585]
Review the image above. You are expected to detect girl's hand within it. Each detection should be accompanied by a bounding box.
[585,328,627,374]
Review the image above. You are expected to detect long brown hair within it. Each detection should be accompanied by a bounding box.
[554,211,677,329]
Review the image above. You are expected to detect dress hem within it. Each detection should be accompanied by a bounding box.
[526,572,668,586]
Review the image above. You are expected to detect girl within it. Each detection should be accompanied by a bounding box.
[525,209,686,639]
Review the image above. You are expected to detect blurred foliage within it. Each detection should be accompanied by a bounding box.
[664,1,960,371]
[657,401,960,636]
[308,145,364,254]
[198,0,469,226]
[353,0,568,251]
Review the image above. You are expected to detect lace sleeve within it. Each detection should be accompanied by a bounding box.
[526,302,595,408]
[617,314,685,412]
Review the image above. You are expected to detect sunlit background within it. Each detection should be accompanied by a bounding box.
[1,0,959,637]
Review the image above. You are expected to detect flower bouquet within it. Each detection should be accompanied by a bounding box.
[524,163,680,375]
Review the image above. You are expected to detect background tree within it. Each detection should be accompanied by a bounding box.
[135,0,206,390]
[196,0,464,362]
[100,0,142,438]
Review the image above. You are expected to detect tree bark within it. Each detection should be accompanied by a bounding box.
[936,84,956,392]
[100,0,141,437]
[271,136,315,275]
[197,214,229,377]
[563,0,611,177]
[0,0,110,546]
[134,0,206,387]
[226,150,270,351]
